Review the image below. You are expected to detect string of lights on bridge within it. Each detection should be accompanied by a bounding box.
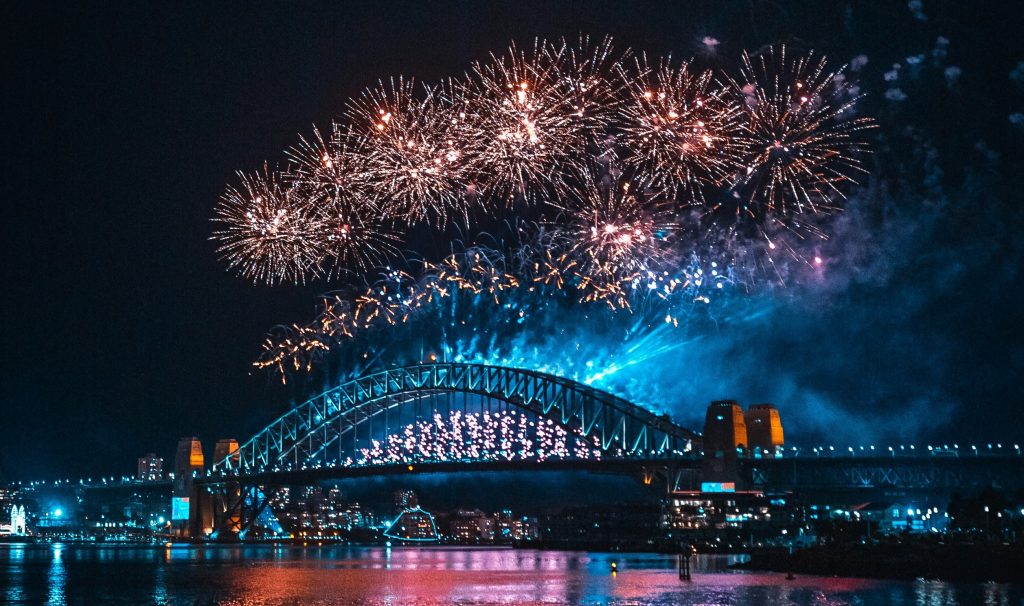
[11,441,1021,489]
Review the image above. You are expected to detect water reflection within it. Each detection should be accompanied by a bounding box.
[0,544,1018,605]
[46,544,64,606]
[4,544,25,604]
[153,558,168,605]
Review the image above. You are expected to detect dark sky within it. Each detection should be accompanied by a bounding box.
[3,1,1023,481]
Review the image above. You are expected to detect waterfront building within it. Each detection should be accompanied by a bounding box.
[136,453,163,481]
[393,489,418,511]
[448,509,496,543]
[662,491,784,531]
[0,504,27,535]
[385,506,438,542]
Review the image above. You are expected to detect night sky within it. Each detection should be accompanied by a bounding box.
[3,1,1023,481]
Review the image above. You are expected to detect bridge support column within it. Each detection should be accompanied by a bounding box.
[188,483,214,541]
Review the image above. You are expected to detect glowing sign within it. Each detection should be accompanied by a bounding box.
[701,482,736,493]
[171,497,190,520]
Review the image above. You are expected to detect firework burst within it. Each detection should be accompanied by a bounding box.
[723,45,876,235]
[547,35,627,136]
[346,77,474,224]
[617,55,745,202]
[213,166,328,285]
[551,170,677,308]
[286,126,402,274]
[459,40,590,201]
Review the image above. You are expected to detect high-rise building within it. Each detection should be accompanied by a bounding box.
[448,509,495,543]
[744,404,784,453]
[493,509,538,542]
[136,453,163,481]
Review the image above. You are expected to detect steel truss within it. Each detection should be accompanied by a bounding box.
[213,363,697,476]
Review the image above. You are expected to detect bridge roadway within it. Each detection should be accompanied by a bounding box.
[195,453,1024,494]
[50,451,1021,495]
[198,457,701,489]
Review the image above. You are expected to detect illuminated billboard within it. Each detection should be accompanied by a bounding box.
[701,482,736,493]
[171,497,190,520]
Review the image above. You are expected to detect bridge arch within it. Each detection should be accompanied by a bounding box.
[213,363,696,476]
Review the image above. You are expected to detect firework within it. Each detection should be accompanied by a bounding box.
[286,126,403,274]
[213,166,328,285]
[551,170,677,308]
[254,324,330,379]
[214,38,877,380]
[346,77,474,224]
[617,55,744,202]
[458,40,590,201]
[548,35,627,136]
[723,45,875,234]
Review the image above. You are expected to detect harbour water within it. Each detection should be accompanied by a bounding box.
[0,543,1021,605]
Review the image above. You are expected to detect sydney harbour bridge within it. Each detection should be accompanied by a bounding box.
[135,362,1024,541]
